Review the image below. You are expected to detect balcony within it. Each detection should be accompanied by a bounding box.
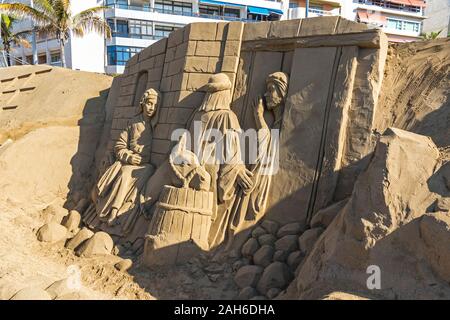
[105,4,254,22]
[355,0,425,17]
[288,7,338,19]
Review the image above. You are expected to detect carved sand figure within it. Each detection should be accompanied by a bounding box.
[84,88,160,233]
[184,73,254,249]
[224,72,290,251]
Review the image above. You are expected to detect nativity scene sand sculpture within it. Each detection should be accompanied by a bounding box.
[1,17,450,300]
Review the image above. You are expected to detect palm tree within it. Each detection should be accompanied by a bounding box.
[0,0,111,68]
[1,14,31,66]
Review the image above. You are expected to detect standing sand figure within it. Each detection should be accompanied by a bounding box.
[225,71,289,252]
[84,88,160,230]
[185,73,254,249]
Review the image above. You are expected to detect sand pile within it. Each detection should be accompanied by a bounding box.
[375,38,450,147]
[282,128,450,299]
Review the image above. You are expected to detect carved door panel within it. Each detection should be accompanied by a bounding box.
[265,46,359,226]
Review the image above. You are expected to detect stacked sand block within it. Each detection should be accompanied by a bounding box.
[98,16,389,241]
[104,22,244,168]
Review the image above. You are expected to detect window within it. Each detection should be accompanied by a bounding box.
[107,46,142,66]
[247,13,269,21]
[106,0,128,9]
[129,20,153,39]
[50,52,61,63]
[386,18,420,33]
[155,1,192,15]
[38,54,46,64]
[224,8,240,18]
[116,20,129,36]
[199,4,220,16]
[154,24,180,39]
[26,55,33,64]
[309,5,324,15]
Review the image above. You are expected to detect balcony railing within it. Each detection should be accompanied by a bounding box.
[111,32,165,40]
[356,0,423,14]
[106,4,257,22]
[308,8,334,17]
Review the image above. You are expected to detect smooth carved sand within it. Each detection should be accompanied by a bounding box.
[0,19,449,300]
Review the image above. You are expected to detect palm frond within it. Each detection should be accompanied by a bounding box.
[73,6,108,24]
[73,13,111,39]
[13,35,31,48]
[33,0,55,18]
[35,23,57,39]
[0,3,52,27]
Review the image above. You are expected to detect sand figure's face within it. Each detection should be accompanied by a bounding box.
[264,82,283,111]
[141,95,157,118]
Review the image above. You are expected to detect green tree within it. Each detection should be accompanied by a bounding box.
[1,14,31,66]
[0,0,111,67]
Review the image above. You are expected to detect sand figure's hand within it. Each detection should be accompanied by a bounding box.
[253,95,265,118]
[237,168,254,193]
[129,154,142,165]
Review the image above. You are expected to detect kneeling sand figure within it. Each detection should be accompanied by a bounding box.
[85,88,160,229]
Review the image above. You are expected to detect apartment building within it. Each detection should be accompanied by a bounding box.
[8,0,288,73]
[10,0,106,73]
[104,0,288,73]
[287,0,343,19]
[422,0,450,37]
[288,0,427,42]
[348,0,427,42]
[7,0,430,73]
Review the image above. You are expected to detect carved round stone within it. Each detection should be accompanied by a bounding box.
[266,287,282,299]
[256,262,293,295]
[273,250,288,262]
[276,222,304,238]
[241,238,260,258]
[250,295,267,300]
[75,231,114,257]
[274,235,299,253]
[65,227,94,250]
[37,222,68,243]
[298,227,324,254]
[258,234,277,246]
[261,220,279,235]
[253,245,275,268]
[287,250,303,270]
[238,286,258,300]
[62,210,81,233]
[251,226,267,238]
[234,265,263,289]
[115,259,133,272]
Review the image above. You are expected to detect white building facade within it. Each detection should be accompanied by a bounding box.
[8,0,430,73]
[9,0,288,73]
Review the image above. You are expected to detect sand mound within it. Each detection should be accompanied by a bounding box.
[0,126,79,210]
[0,65,112,144]
[285,128,450,300]
[375,39,450,147]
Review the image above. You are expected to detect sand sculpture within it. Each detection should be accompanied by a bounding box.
[83,17,388,267]
[1,17,450,300]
